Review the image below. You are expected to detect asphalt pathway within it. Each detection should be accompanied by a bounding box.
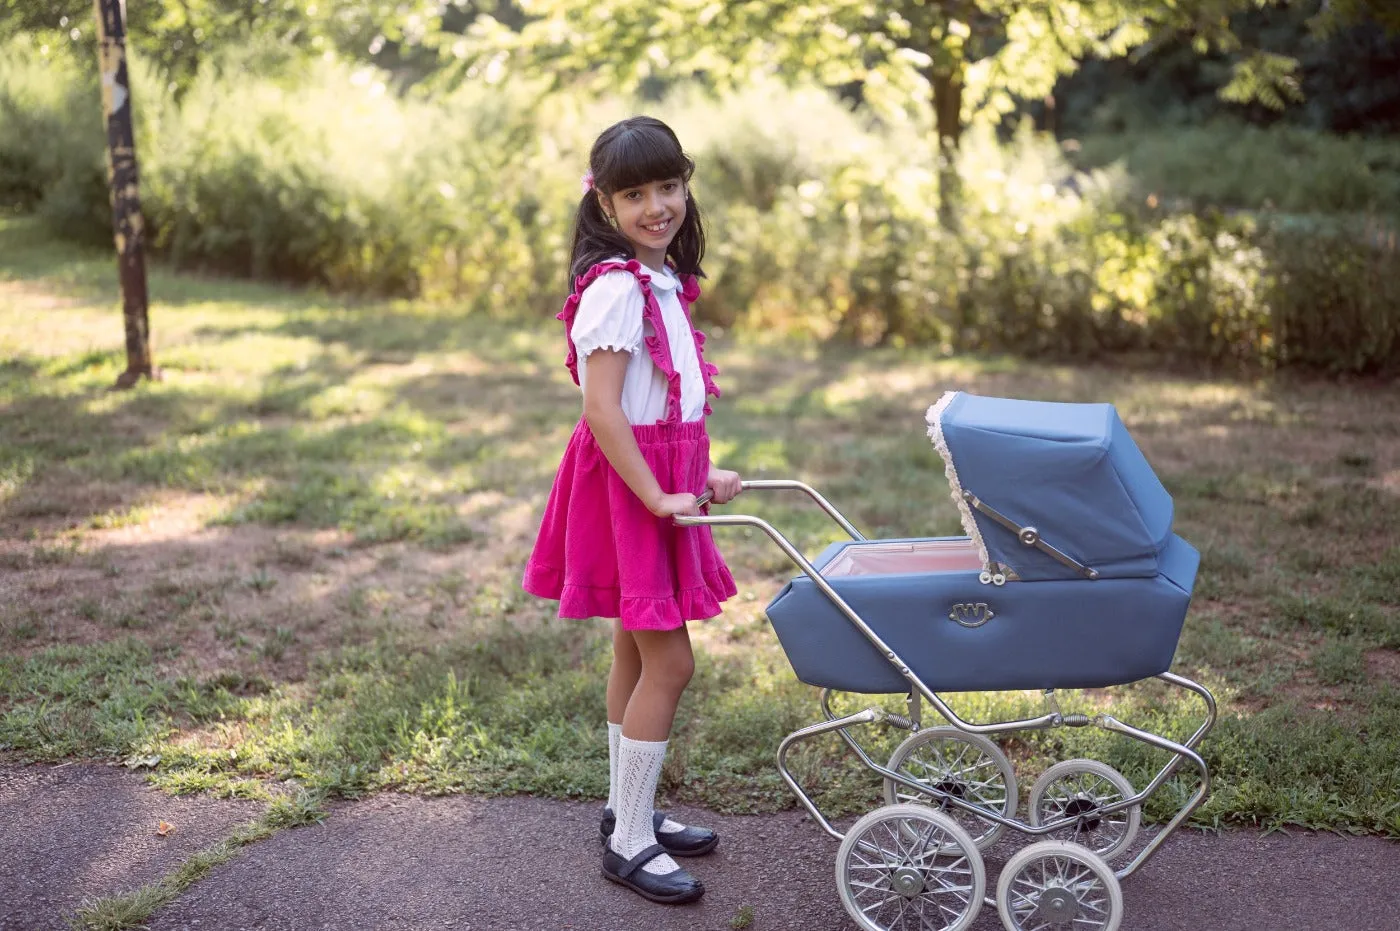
[4,763,1398,931]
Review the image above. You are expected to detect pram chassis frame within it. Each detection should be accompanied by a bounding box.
[677,480,1217,887]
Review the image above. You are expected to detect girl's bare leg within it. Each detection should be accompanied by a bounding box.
[607,622,709,885]
[622,625,695,741]
[607,619,642,726]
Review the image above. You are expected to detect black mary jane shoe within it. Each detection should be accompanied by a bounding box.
[601,842,705,904]
[599,808,719,857]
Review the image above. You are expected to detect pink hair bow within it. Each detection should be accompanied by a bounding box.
[581,170,595,195]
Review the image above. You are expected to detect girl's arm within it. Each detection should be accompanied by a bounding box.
[583,349,698,518]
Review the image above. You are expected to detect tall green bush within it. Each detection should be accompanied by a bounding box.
[0,37,103,229]
[1073,122,1400,214]
[2,39,1394,374]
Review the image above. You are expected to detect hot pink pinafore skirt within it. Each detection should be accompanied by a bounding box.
[522,417,736,630]
[521,259,737,631]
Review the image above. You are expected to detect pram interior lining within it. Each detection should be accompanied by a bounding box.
[822,539,984,578]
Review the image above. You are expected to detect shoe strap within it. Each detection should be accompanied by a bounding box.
[618,843,667,879]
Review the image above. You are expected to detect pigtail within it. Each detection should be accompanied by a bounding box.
[567,189,637,286]
[666,165,706,279]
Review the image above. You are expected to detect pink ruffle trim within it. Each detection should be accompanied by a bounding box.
[523,562,738,631]
[677,282,722,414]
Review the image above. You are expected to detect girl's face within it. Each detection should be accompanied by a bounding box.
[600,177,687,270]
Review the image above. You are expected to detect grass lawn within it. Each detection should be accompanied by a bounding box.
[3,213,1399,853]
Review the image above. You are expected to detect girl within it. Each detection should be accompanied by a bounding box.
[521,116,740,905]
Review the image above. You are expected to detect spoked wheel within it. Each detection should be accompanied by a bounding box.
[1028,760,1141,862]
[835,803,986,931]
[882,727,1018,851]
[996,840,1124,931]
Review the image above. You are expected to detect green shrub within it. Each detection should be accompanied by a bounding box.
[1073,122,1400,214]
[1265,218,1400,373]
[142,47,569,300]
[3,42,1394,374]
[0,37,102,223]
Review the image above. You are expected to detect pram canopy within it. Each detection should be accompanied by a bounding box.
[928,391,1174,582]
[761,394,1197,693]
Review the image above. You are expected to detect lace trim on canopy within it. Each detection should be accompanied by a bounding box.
[926,390,991,571]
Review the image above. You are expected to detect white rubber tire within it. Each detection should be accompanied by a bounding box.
[995,840,1124,931]
[1028,759,1141,862]
[882,726,1018,851]
[836,803,986,931]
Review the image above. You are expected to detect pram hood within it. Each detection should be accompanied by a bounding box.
[927,391,1174,581]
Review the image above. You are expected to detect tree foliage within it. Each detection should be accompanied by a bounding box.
[458,0,1400,147]
[466,2,1323,132]
[1,0,444,85]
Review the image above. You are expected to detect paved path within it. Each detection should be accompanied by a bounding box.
[4,763,1398,931]
[0,764,261,930]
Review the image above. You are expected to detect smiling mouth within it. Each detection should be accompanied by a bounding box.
[641,219,672,234]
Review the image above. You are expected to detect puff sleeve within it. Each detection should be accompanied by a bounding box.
[570,271,646,360]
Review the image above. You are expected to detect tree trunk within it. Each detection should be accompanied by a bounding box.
[94,0,157,389]
[930,64,965,229]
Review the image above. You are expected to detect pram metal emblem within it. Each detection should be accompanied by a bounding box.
[949,602,995,628]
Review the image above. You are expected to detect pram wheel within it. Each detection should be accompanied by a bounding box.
[882,727,1017,851]
[1027,760,1141,862]
[995,840,1123,931]
[835,802,985,931]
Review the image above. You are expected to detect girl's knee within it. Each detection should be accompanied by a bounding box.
[668,650,695,688]
[637,631,695,689]
[645,651,693,690]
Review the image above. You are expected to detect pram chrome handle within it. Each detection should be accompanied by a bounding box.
[675,479,865,540]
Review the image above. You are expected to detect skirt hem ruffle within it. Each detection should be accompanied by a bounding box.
[523,562,737,631]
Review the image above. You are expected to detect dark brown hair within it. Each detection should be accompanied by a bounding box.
[567,116,706,284]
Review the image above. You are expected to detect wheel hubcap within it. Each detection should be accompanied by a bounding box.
[1036,887,1078,923]
[891,867,925,898]
[1062,797,1103,831]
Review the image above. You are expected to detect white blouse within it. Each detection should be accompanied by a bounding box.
[570,262,706,425]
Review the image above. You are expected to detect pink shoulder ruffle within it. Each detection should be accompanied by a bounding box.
[558,259,685,425]
[675,274,722,415]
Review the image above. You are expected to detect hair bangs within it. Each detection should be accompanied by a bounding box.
[593,121,692,194]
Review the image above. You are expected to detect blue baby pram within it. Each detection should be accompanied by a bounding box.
[678,391,1216,931]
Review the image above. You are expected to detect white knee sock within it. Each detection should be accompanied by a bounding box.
[610,736,680,875]
[609,722,682,833]
[607,722,622,813]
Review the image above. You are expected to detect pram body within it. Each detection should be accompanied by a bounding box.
[766,533,1196,694]
[678,391,1217,931]
[766,390,1200,695]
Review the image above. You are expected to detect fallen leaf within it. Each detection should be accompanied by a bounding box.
[156,821,173,837]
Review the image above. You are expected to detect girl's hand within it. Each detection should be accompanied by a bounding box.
[706,466,742,505]
[650,492,700,518]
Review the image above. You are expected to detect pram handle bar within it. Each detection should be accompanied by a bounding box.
[677,480,865,540]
